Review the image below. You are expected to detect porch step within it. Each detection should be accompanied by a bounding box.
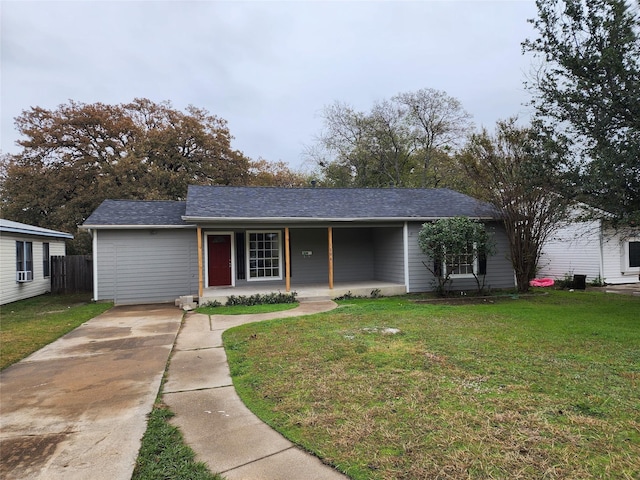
[175,295,197,311]
[297,296,332,302]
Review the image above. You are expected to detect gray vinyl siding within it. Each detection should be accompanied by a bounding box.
[288,227,376,283]
[289,228,329,283]
[479,222,515,290]
[407,221,515,292]
[407,222,436,292]
[373,227,405,283]
[96,229,198,304]
[333,228,374,282]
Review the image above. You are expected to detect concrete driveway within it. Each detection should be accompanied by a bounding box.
[0,304,182,480]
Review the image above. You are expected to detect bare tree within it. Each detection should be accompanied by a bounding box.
[309,89,473,188]
[394,88,474,187]
[460,118,573,292]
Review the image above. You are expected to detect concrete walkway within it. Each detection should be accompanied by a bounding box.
[164,300,349,480]
[0,304,183,480]
[589,283,640,296]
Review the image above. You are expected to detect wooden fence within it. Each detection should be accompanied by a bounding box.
[51,255,93,294]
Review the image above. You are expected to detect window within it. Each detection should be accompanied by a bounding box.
[629,240,640,268]
[16,241,33,282]
[43,242,50,277]
[247,231,281,280]
[443,243,479,278]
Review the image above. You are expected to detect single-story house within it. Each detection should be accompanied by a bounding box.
[0,219,73,305]
[81,186,516,305]
[538,212,640,285]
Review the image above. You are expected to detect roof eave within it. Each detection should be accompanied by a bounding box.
[80,224,196,230]
[0,227,74,239]
[182,215,499,223]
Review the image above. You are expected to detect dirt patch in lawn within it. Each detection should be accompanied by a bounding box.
[412,292,548,305]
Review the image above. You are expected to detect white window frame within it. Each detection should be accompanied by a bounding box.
[246,230,283,281]
[622,237,640,273]
[443,243,478,279]
[16,240,34,282]
[43,242,50,278]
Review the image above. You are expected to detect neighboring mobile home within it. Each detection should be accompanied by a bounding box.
[0,219,73,305]
[538,215,640,285]
[82,186,517,305]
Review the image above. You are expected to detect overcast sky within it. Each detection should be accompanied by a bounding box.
[1,0,538,169]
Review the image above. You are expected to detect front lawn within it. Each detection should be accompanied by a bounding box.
[0,294,113,370]
[224,291,640,479]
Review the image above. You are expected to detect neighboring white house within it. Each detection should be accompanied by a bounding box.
[538,212,640,285]
[0,219,73,305]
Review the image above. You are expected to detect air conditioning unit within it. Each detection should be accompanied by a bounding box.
[16,271,33,282]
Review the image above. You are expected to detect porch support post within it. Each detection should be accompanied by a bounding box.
[197,226,203,298]
[285,227,291,292]
[328,226,334,289]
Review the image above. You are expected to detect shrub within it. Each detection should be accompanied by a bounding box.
[225,291,297,307]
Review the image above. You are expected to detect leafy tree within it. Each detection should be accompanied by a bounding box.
[246,159,308,187]
[309,89,473,189]
[0,99,251,253]
[523,0,640,224]
[460,118,573,292]
[417,216,495,296]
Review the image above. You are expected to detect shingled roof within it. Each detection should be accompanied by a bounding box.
[83,200,190,227]
[83,187,499,227]
[184,186,498,220]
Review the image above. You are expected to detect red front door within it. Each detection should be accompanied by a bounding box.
[208,235,232,286]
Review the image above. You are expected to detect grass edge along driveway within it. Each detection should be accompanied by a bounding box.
[0,293,113,370]
[1,293,224,480]
[223,290,640,479]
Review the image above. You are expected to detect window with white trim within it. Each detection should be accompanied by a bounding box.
[16,241,33,282]
[43,242,50,278]
[247,231,282,280]
[444,243,478,278]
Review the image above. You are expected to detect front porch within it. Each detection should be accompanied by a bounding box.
[198,280,407,305]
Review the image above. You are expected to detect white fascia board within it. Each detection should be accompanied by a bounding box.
[0,226,74,239]
[182,216,497,223]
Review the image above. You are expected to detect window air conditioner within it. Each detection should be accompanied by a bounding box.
[16,271,32,282]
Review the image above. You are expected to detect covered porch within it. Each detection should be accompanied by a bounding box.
[199,280,407,305]
[195,223,408,304]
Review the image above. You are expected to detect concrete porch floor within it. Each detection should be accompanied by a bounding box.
[199,281,406,305]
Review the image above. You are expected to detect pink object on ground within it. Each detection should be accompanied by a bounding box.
[529,277,555,287]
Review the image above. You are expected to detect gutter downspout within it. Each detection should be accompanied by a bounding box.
[598,219,605,283]
[403,222,410,293]
[90,229,98,302]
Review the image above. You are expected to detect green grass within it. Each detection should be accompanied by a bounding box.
[133,312,224,480]
[132,403,223,480]
[196,302,299,315]
[0,293,113,370]
[223,291,640,479]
